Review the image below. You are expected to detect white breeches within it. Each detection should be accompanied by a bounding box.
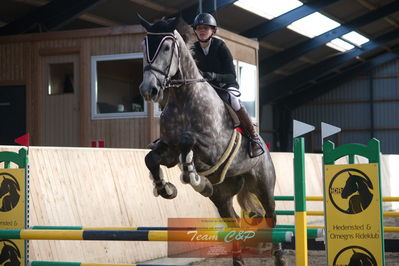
[227,87,241,111]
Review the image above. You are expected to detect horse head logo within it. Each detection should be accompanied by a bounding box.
[341,172,373,214]
[348,249,376,266]
[0,240,21,266]
[0,173,21,212]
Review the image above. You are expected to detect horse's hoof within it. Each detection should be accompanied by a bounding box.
[274,258,287,266]
[153,187,159,197]
[200,179,213,197]
[273,249,287,266]
[157,182,177,199]
[233,258,245,266]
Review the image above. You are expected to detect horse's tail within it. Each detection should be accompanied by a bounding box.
[236,184,264,217]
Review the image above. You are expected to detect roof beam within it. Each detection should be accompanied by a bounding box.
[128,0,177,14]
[282,49,399,109]
[260,1,399,75]
[14,0,119,27]
[357,0,399,28]
[179,0,238,24]
[242,0,338,39]
[262,28,399,103]
[259,41,283,52]
[0,0,106,35]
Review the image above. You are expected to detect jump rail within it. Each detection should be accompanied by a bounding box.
[30,262,186,266]
[275,196,399,202]
[29,226,323,240]
[0,229,293,243]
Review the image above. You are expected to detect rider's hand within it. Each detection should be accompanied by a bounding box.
[203,72,217,81]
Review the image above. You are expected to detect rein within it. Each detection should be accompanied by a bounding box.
[167,78,207,87]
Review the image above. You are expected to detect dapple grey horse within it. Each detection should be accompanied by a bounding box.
[138,16,285,266]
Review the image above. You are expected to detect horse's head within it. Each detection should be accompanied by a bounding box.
[138,15,180,102]
[0,240,21,263]
[341,173,373,199]
[0,175,20,198]
[0,177,8,197]
[348,249,375,266]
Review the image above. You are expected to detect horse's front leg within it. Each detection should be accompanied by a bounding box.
[145,140,177,199]
[178,132,213,197]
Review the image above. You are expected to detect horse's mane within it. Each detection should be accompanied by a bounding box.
[175,18,196,49]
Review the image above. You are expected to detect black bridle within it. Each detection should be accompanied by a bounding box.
[143,32,206,89]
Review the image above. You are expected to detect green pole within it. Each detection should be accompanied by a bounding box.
[293,137,307,266]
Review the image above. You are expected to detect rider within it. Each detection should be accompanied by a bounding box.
[192,13,264,157]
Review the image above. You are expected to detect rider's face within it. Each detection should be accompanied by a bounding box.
[195,25,214,41]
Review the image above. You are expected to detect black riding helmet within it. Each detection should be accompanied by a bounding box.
[192,13,217,42]
[192,13,217,28]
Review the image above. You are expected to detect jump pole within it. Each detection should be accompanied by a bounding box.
[293,137,307,266]
[0,228,292,243]
[292,120,316,266]
[30,262,186,266]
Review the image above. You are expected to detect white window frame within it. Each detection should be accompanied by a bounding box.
[236,60,258,120]
[91,52,147,120]
[154,103,163,117]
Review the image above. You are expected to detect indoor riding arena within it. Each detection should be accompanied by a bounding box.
[1,1,399,266]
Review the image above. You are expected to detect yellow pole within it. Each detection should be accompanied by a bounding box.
[294,138,307,266]
[295,211,307,265]
[305,196,399,202]
[20,230,83,240]
[306,211,399,217]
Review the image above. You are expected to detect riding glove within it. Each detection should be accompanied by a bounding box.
[203,72,217,81]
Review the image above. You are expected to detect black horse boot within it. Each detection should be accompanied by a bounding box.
[236,105,265,158]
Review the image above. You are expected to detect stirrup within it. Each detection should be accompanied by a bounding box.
[248,138,265,158]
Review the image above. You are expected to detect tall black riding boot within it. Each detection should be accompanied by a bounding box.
[236,105,265,158]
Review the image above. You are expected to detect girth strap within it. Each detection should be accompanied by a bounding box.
[198,129,242,185]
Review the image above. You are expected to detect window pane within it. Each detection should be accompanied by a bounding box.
[238,62,256,118]
[48,63,74,95]
[96,58,143,114]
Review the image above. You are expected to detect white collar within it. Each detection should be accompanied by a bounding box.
[201,40,211,55]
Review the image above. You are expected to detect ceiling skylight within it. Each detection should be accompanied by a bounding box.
[287,12,340,38]
[234,0,303,20]
[234,1,365,53]
[342,31,370,46]
[327,38,355,52]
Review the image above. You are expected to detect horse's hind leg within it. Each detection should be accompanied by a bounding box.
[210,177,246,266]
[253,167,286,266]
[178,132,213,197]
[144,140,177,199]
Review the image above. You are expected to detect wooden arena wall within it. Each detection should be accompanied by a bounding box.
[0,146,398,263]
[0,25,258,149]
